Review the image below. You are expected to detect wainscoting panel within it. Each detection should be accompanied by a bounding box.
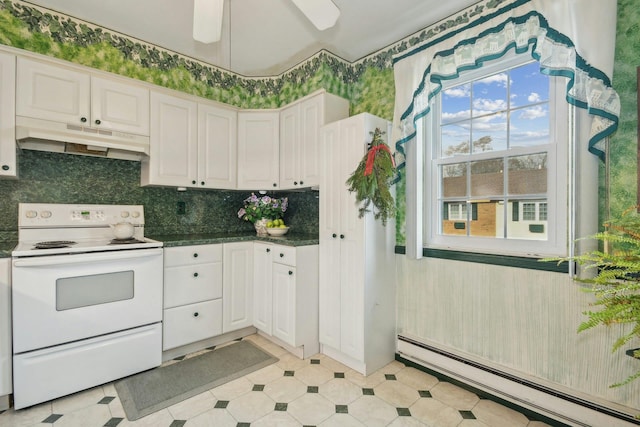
[395,254,640,414]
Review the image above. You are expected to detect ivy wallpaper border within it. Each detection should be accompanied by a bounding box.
[1,0,507,108]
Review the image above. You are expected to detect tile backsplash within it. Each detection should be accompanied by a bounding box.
[0,150,319,241]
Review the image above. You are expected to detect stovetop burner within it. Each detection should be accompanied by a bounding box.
[34,240,77,249]
[109,238,145,245]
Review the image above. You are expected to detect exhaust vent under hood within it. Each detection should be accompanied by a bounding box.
[15,116,150,161]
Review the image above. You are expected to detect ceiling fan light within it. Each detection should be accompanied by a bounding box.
[193,0,224,43]
[291,0,340,31]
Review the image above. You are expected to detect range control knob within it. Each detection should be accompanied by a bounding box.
[131,211,141,218]
[40,211,52,218]
[120,211,130,218]
[25,210,37,219]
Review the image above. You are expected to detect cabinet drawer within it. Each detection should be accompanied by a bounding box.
[272,245,296,267]
[164,244,222,267]
[163,299,222,350]
[164,262,222,308]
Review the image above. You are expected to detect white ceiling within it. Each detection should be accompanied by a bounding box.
[24,0,480,76]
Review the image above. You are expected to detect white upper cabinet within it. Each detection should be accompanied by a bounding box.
[16,57,149,136]
[237,110,280,190]
[90,76,150,136]
[142,91,198,187]
[198,103,237,188]
[0,52,15,178]
[279,91,349,189]
[142,92,237,189]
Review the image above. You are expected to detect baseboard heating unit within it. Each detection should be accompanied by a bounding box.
[396,335,640,427]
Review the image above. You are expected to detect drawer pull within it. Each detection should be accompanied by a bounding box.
[280,253,284,258]
[193,272,199,277]
[266,248,271,253]
[288,270,293,275]
[193,253,198,258]
[193,312,199,317]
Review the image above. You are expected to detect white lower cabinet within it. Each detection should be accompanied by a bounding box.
[161,241,318,359]
[253,242,319,358]
[222,242,254,333]
[162,245,223,350]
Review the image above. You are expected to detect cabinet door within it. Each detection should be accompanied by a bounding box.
[16,58,90,125]
[145,92,197,187]
[272,263,296,347]
[318,237,341,349]
[198,103,237,188]
[253,243,273,334]
[318,121,343,349]
[237,111,279,190]
[298,95,323,188]
[222,242,254,333]
[279,103,299,189]
[91,76,149,136]
[0,52,15,178]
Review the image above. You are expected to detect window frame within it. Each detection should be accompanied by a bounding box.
[422,53,569,258]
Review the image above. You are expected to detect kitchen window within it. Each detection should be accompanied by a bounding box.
[422,54,568,257]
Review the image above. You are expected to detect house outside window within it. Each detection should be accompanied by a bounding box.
[424,53,568,256]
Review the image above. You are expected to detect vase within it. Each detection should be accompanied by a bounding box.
[254,218,269,235]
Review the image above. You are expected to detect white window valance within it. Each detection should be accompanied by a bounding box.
[392,0,619,168]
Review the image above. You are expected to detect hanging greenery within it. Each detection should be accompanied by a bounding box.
[345,128,397,226]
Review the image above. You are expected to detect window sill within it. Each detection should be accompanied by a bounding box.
[394,246,569,273]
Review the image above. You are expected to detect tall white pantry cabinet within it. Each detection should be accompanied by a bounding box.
[318,113,396,376]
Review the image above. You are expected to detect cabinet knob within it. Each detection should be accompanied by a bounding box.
[332,233,337,238]
[340,234,345,239]
[1,165,8,171]
[272,183,277,187]
[193,312,199,317]
[294,181,298,185]
[266,248,271,253]
[193,253,198,258]
[192,180,196,185]
[201,181,205,186]
[193,272,199,277]
[280,253,284,258]
[80,117,87,123]
[95,119,101,125]
[288,270,293,275]
[300,181,304,185]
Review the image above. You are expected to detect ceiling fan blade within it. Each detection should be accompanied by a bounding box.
[193,0,224,43]
[290,0,340,31]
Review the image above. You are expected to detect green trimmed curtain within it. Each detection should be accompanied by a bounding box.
[392,0,619,167]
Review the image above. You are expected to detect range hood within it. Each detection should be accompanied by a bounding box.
[15,116,150,161]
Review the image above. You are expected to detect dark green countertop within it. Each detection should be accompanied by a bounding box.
[0,241,16,258]
[149,231,319,248]
[0,232,318,259]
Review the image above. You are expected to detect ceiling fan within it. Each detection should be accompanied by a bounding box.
[192,0,340,44]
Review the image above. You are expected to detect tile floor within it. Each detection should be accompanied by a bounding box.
[0,334,553,427]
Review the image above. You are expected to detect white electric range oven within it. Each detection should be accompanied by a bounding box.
[11,203,163,409]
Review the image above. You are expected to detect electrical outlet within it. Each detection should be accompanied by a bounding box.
[177,201,186,215]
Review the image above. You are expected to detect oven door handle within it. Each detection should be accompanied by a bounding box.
[13,248,163,267]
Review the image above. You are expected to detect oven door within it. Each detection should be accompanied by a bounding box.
[12,247,163,354]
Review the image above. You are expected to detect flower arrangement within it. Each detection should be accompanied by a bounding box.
[237,193,288,223]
